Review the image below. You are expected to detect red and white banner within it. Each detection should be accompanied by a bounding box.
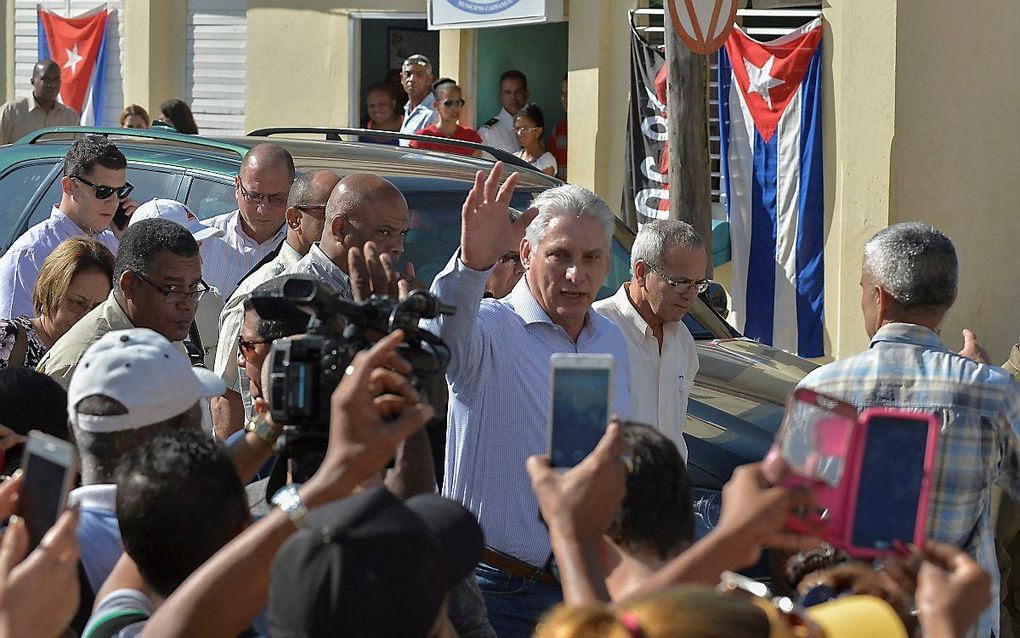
[37,5,110,125]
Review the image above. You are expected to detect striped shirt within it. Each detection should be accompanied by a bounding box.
[0,206,118,319]
[282,243,353,301]
[199,210,286,299]
[423,252,630,566]
[797,322,1020,638]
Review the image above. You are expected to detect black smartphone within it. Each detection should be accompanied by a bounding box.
[17,431,77,550]
[112,201,131,231]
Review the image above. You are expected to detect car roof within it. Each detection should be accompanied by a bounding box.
[10,127,559,191]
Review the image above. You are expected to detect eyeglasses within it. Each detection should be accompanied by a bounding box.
[717,571,824,638]
[646,263,710,293]
[514,126,538,134]
[133,272,209,304]
[442,99,466,108]
[498,251,522,265]
[238,335,271,356]
[73,175,134,200]
[295,204,327,217]
[238,179,289,208]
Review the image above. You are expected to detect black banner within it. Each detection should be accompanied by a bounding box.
[621,29,670,231]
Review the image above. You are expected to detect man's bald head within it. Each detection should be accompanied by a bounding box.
[323,173,410,263]
[241,143,296,182]
[288,169,341,208]
[33,60,59,78]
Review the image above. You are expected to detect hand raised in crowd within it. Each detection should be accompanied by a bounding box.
[914,541,991,638]
[957,328,991,364]
[348,240,414,302]
[0,474,80,638]
[0,425,25,462]
[460,161,538,271]
[527,420,629,605]
[300,329,434,509]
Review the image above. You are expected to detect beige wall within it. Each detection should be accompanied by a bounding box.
[245,1,424,131]
[821,0,1020,361]
[121,0,186,117]
[2,0,12,101]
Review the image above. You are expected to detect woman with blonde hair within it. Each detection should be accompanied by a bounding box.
[0,236,114,369]
[119,104,151,129]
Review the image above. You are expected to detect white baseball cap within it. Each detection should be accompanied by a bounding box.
[68,328,226,433]
[129,198,224,242]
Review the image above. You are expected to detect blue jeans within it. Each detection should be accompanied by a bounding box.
[474,563,563,638]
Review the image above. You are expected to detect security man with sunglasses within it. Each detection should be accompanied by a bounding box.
[594,220,709,462]
[0,135,136,319]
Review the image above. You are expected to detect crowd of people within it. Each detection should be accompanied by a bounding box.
[362,54,568,179]
[0,57,1015,638]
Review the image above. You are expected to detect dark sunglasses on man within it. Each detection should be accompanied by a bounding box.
[73,175,134,200]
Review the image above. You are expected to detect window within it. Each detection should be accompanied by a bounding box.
[185,177,238,220]
[0,161,61,251]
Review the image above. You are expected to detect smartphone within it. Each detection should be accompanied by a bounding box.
[17,431,77,550]
[112,201,131,231]
[547,353,614,468]
[843,409,938,557]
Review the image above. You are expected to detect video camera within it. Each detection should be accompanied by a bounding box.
[249,275,455,452]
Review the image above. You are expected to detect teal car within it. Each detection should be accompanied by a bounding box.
[0,126,816,551]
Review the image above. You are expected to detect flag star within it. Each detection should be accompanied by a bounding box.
[744,55,784,109]
[63,44,83,75]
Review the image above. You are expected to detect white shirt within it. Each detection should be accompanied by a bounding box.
[516,150,557,175]
[399,92,438,147]
[594,283,699,461]
[0,206,118,319]
[478,108,520,154]
[199,210,286,299]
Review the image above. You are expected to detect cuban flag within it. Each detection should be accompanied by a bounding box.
[718,19,824,358]
[37,6,110,126]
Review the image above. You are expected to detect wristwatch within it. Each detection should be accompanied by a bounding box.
[244,412,279,448]
[271,484,308,529]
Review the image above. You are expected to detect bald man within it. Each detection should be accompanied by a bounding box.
[0,60,79,145]
[201,143,296,298]
[211,169,341,439]
[282,172,411,299]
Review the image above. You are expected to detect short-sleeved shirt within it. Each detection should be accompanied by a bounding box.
[0,206,118,320]
[0,93,79,145]
[515,150,557,175]
[82,588,153,638]
[478,108,520,154]
[409,124,483,156]
[398,92,438,147]
[199,210,286,299]
[68,484,122,594]
[282,243,353,301]
[0,316,48,369]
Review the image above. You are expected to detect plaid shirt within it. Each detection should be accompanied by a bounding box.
[798,322,1020,638]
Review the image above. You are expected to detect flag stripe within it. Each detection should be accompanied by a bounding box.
[744,128,778,344]
[795,45,825,357]
[773,83,802,353]
[37,13,50,62]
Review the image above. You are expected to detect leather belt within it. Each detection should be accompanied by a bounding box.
[481,547,558,584]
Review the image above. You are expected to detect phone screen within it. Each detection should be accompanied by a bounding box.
[851,417,928,550]
[19,453,70,550]
[550,367,611,467]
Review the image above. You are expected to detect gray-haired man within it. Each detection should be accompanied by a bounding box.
[594,220,707,462]
[797,222,1020,638]
[398,54,438,146]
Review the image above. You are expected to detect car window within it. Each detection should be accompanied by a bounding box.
[28,165,180,230]
[185,177,237,220]
[0,161,60,250]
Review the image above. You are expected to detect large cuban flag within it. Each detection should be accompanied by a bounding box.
[718,19,824,358]
[37,6,110,126]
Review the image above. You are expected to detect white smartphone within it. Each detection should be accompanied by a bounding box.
[548,353,615,468]
[18,431,77,550]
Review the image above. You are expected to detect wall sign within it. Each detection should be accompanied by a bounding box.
[428,0,563,30]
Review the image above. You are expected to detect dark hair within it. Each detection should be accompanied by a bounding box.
[114,219,199,286]
[366,83,399,102]
[431,77,456,95]
[115,429,248,597]
[241,143,296,183]
[243,276,312,340]
[515,103,545,130]
[0,368,68,474]
[63,135,127,178]
[159,98,199,134]
[119,104,151,128]
[500,69,528,89]
[72,396,202,485]
[606,422,695,559]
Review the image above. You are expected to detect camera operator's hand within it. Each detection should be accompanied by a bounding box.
[460,161,538,272]
[0,475,80,638]
[349,241,412,302]
[300,330,434,508]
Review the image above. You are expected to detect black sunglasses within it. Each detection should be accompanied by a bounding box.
[442,99,465,108]
[73,175,134,200]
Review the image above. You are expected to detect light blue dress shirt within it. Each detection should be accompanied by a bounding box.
[424,251,630,566]
[0,206,118,319]
[69,484,123,593]
[399,92,438,147]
